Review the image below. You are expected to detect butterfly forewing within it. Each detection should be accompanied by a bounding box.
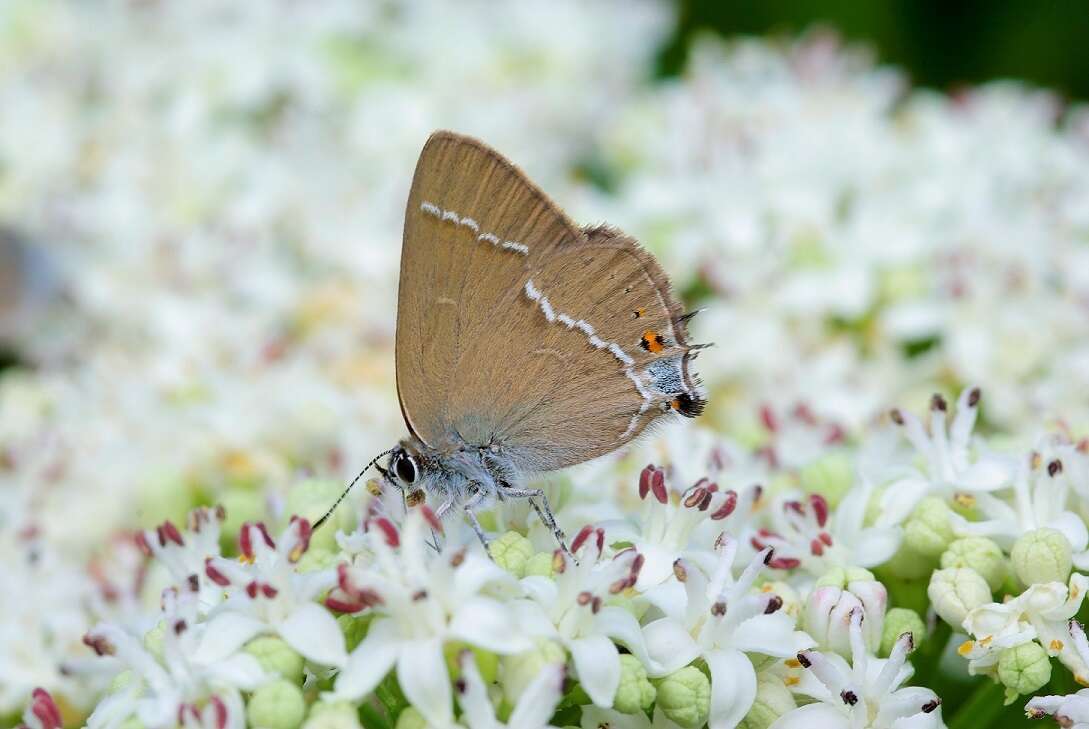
[396,131,703,472]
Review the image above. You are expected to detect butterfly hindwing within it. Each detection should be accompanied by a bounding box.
[396,131,704,472]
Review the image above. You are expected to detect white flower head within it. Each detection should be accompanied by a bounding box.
[332,509,529,727]
[880,388,1014,525]
[138,506,228,615]
[773,610,944,729]
[197,517,346,669]
[84,590,265,729]
[644,537,812,729]
[515,525,654,708]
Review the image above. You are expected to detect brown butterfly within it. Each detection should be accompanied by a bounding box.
[318,131,706,548]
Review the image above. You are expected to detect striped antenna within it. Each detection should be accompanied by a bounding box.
[313,448,395,531]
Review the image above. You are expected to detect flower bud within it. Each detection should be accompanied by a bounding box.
[927,568,991,627]
[806,570,886,656]
[657,666,711,729]
[302,702,361,729]
[247,679,306,729]
[614,654,655,714]
[882,544,938,580]
[997,641,1051,704]
[941,537,1006,591]
[488,531,534,578]
[499,638,566,705]
[245,636,305,684]
[798,452,853,507]
[903,497,954,557]
[522,551,556,578]
[295,547,337,574]
[393,708,426,729]
[1011,528,1072,586]
[739,674,797,729]
[880,608,927,657]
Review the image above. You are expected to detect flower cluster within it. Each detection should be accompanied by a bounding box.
[3,2,1089,729]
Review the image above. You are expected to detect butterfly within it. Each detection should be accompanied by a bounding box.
[318,131,706,549]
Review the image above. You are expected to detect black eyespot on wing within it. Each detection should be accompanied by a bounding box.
[674,391,706,418]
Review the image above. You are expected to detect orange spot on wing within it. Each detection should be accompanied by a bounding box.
[640,330,665,353]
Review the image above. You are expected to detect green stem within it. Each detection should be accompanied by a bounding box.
[948,679,1006,729]
[911,620,951,685]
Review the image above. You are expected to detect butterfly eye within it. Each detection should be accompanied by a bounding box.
[395,453,418,484]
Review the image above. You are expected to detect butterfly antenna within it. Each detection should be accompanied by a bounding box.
[313,448,395,531]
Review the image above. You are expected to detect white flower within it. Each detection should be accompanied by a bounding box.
[196,518,346,669]
[948,448,1089,562]
[139,507,228,615]
[805,572,888,656]
[454,649,564,729]
[771,610,944,729]
[84,591,266,729]
[879,388,1014,525]
[514,525,656,708]
[600,463,760,592]
[959,574,1089,680]
[643,537,812,729]
[332,510,530,727]
[754,484,901,575]
[1023,620,1089,725]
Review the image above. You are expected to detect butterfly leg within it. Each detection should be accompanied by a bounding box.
[462,485,491,552]
[500,484,570,557]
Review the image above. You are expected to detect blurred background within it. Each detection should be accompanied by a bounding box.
[1,1,1088,725]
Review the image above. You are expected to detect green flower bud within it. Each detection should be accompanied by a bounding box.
[444,642,499,684]
[247,679,306,729]
[882,543,938,580]
[337,614,372,652]
[903,497,955,557]
[657,666,711,729]
[295,547,338,574]
[219,487,266,552]
[499,638,566,704]
[814,567,875,589]
[739,674,797,729]
[880,608,927,657]
[1011,528,1072,586]
[302,702,361,729]
[394,707,426,729]
[286,479,351,551]
[245,636,305,684]
[143,623,165,661]
[941,537,1006,592]
[488,531,534,578]
[613,654,655,714]
[798,452,853,508]
[997,641,1051,704]
[927,568,991,627]
[522,551,556,578]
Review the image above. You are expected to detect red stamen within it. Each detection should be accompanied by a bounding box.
[570,525,594,553]
[760,404,778,432]
[639,464,655,500]
[205,558,231,586]
[651,468,667,504]
[710,490,738,520]
[31,689,62,729]
[421,505,444,534]
[809,494,829,527]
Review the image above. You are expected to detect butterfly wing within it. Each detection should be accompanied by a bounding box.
[396,131,704,472]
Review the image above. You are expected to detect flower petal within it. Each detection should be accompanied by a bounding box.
[768,702,849,729]
[569,634,621,707]
[203,653,269,690]
[332,619,398,701]
[194,612,266,663]
[732,613,804,658]
[397,637,453,727]
[877,478,931,527]
[706,647,758,729]
[643,617,700,677]
[595,606,658,672]
[278,602,348,668]
[450,597,532,655]
[508,661,565,728]
[851,526,902,569]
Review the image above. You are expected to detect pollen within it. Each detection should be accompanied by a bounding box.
[785,658,801,668]
[238,553,255,565]
[954,492,976,508]
[957,640,975,656]
[640,330,666,353]
[785,676,800,686]
[366,478,384,497]
[1078,674,1089,687]
[1050,639,1065,651]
